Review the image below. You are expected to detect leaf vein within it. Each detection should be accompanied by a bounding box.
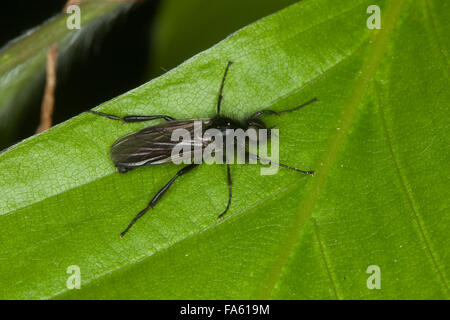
[375,80,450,296]
[258,0,408,299]
[312,217,339,299]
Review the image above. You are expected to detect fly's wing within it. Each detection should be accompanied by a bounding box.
[110,119,212,172]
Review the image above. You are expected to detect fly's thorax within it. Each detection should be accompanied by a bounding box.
[204,115,271,149]
[209,115,242,131]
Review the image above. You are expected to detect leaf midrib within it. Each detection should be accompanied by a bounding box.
[258,0,408,299]
[424,0,450,74]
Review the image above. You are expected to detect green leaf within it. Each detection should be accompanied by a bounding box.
[0,0,448,299]
[0,0,132,148]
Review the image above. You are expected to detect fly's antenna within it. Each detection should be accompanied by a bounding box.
[217,61,233,115]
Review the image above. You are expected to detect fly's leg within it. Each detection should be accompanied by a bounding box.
[88,110,175,122]
[120,163,198,237]
[249,97,318,119]
[216,61,233,115]
[246,151,314,175]
[218,163,232,219]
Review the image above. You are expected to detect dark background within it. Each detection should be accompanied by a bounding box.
[1,0,159,147]
[1,1,68,46]
[0,0,298,150]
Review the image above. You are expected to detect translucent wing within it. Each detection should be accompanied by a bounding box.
[110,119,212,172]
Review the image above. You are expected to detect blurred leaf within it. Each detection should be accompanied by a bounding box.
[0,0,449,299]
[148,0,299,78]
[0,0,133,149]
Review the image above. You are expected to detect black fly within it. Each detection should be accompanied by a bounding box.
[89,61,317,237]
